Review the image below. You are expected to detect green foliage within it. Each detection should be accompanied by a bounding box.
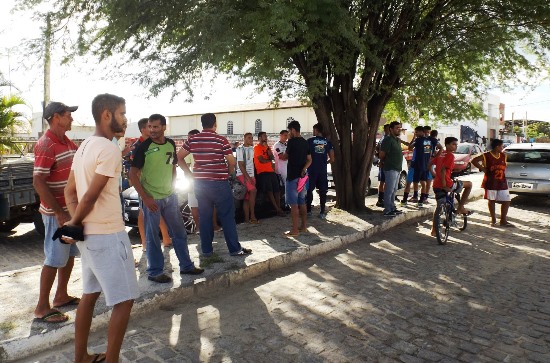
[526,122,550,139]
[16,0,550,210]
[0,94,26,149]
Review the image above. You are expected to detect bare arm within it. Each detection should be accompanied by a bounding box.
[328,149,335,164]
[66,173,110,225]
[440,166,450,191]
[64,171,78,217]
[34,173,70,226]
[302,154,312,177]
[471,154,486,172]
[176,148,193,177]
[225,154,237,176]
[129,166,158,212]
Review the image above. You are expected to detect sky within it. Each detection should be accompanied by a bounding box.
[1,1,548,127]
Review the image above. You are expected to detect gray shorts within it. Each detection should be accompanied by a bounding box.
[77,231,139,306]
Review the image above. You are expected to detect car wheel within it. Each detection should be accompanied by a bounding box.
[0,220,20,233]
[398,172,407,189]
[180,203,197,234]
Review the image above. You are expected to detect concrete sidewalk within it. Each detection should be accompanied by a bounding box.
[0,180,484,362]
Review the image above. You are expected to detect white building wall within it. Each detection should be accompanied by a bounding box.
[167,102,317,137]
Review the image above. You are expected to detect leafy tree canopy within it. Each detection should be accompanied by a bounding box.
[18,0,550,210]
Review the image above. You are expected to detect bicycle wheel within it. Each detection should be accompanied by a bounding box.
[434,202,450,245]
[453,194,468,231]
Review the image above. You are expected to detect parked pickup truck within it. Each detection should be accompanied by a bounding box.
[0,156,44,234]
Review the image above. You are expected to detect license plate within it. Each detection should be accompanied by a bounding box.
[511,182,533,190]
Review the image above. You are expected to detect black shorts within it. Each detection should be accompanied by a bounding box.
[256,172,280,193]
[412,168,429,183]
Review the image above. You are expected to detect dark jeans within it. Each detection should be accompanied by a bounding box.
[306,172,328,213]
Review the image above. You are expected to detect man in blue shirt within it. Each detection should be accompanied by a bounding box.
[306,123,335,219]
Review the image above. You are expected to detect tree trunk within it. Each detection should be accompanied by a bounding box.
[311,90,389,213]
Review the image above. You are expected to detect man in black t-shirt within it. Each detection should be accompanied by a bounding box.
[283,120,311,236]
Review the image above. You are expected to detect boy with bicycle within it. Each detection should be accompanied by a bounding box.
[430,137,473,236]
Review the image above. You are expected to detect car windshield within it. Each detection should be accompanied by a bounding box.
[456,145,471,154]
[505,149,550,164]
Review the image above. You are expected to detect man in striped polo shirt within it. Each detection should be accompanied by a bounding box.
[33,101,80,323]
[177,113,252,257]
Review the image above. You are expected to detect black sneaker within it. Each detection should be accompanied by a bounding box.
[148,274,172,283]
[181,267,205,275]
[383,211,397,217]
[231,248,252,256]
[375,200,384,207]
[393,209,404,215]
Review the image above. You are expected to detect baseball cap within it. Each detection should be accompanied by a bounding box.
[43,102,78,120]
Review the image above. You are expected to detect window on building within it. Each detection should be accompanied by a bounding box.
[227,120,234,135]
[255,119,262,135]
[286,117,295,127]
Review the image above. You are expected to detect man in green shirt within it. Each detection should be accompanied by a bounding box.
[379,121,404,217]
[130,114,203,283]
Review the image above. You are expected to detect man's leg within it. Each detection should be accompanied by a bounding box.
[195,181,215,255]
[53,256,75,307]
[159,217,172,247]
[212,181,242,254]
[74,292,101,363]
[138,209,146,250]
[500,201,511,225]
[191,207,200,232]
[249,186,257,221]
[457,181,472,214]
[318,173,328,216]
[290,205,300,233]
[105,299,134,362]
[383,170,398,214]
[161,194,195,272]
[142,201,164,277]
[299,205,307,230]
[35,266,60,318]
[243,200,250,222]
[306,174,315,213]
[488,200,497,225]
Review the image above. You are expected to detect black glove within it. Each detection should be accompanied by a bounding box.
[52,225,85,244]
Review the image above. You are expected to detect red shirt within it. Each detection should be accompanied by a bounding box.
[432,151,454,189]
[33,130,78,215]
[182,130,232,181]
[253,143,275,174]
[481,151,508,190]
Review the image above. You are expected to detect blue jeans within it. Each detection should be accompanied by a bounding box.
[194,180,241,255]
[142,193,195,277]
[383,170,400,213]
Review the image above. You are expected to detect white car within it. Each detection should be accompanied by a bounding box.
[327,157,408,193]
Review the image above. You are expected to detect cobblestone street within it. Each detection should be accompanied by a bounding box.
[18,194,550,363]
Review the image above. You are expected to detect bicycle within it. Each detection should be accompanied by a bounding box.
[433,181,468,245]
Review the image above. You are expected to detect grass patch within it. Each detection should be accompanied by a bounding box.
[0,321,15,335]
[200,254,225,268]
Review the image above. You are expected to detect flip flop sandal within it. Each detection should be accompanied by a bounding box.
[92,353,106,362]
[34,310,69,323]
[53,297,80,308]
[249,219,260,224]
[500,222,515,227]
[284,231,299,237]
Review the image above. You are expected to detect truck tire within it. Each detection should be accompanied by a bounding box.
[0,220,20,232]
[33,212,45,237]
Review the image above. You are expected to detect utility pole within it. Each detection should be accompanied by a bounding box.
[42,13,52,136]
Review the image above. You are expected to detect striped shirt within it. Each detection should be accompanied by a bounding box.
[33,130,78,215]
[181,130,232,181]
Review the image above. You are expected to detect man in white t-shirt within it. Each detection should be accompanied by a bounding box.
[273,129,289,187]
[236,132,258,223]
[64,93,139,363]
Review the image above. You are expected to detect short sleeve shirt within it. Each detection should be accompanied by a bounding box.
[307,136,333,174]
[432,152,454,189]
[33,130,78,215]
[273,141,288,175]
[253,144,275,174]
[236,145,255,177]
[412,137,432,171]
[380,135,403,171]
[286,137,310,181]
[181,130,232,181]
[132,138,177,199]
[72,136,125,234]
